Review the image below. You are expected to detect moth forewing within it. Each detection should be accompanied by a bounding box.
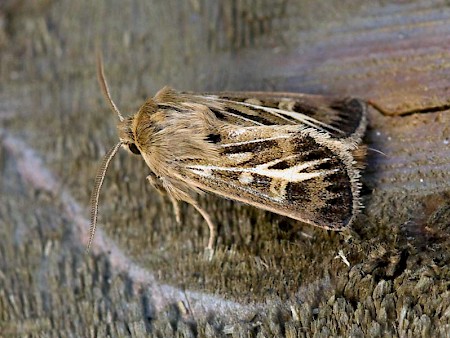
[179,124,363,230]
[91,62,367,251]
[195,91,367,144]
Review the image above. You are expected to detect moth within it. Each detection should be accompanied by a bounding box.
[88,56,367,251]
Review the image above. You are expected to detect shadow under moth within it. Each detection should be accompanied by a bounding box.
[88,56,367,251]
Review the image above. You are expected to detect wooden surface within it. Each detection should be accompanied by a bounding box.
[1,1,449,337]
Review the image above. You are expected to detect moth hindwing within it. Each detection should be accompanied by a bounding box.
[89,59,367,251]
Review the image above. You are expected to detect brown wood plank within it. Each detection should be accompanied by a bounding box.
[1,1,449,337]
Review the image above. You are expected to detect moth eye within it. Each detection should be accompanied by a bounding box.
[128,143,141,155]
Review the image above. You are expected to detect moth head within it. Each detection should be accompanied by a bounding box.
[117,95,160,157]
[117,117,141,155]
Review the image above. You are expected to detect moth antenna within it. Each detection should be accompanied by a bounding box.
[96,52,124,122]
[368,147,387,157]
[87,142,123,252]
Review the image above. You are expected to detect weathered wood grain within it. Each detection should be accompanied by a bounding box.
[1,1,449,337]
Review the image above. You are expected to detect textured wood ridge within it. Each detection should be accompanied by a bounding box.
[1,1,449,337]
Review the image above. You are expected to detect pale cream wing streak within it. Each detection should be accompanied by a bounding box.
[255,106,343,134]
[186,158,333,183]
[179,170,276,202]
[201,95,294,125]
[213,98,343,134]
[272,109,343,133]
[252,158,334,183]
[197,95,294,126]
[252,167,327,183]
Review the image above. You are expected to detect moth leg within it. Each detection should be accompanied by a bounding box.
[146,173,166,194]
[189,201,216,251]
[169,195,181,224]
[147,173,181,223]
[147,173,216,251]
